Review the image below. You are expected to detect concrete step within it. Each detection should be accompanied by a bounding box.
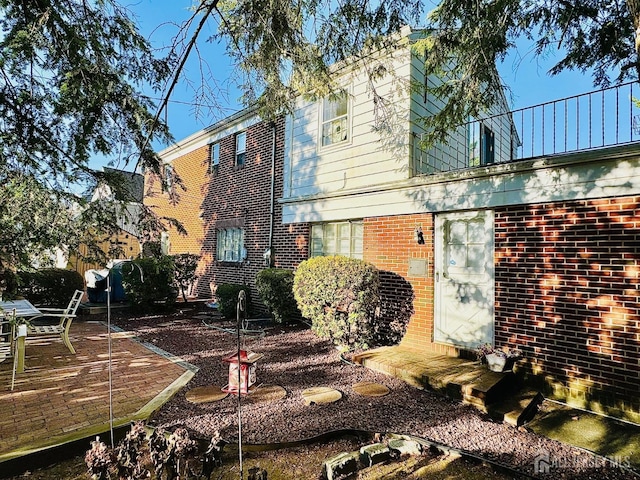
[353,346,520,413]
[486,389,544,426]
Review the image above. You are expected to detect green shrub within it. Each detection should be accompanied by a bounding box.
[216,283,251,319]
[17,268,84,307]
[293,255,380,348]
[121,256,177,310]
[256,268,300,324]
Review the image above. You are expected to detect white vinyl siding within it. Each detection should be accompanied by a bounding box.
[412,61,516,175]
[217,228,245,262]
[310,221,363,259]
[284,45,413,201]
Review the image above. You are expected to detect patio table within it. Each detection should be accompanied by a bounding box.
[0,299,42,373]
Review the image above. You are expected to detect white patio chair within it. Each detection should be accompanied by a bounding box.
[28,289,84,354]
[0,308,19,390]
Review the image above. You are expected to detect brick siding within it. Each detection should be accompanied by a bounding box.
[199,118,309,312]
[363,213,442,352]
[495,196,640,413]
[146,118,309,313]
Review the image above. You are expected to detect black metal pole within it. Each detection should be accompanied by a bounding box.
[236,289,246,479]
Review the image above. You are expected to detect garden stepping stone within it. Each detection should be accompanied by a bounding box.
[387,437,423,456]
[352,381,390,397]
[324,451,359,480]
[248,384,287,403]
[302,386,342,405]
[185,385,229,404]
[360,442,391,467]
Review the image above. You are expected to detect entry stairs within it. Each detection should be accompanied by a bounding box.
[353,345,542,426]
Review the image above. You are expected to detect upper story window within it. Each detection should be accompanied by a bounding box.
[210,142,220,173]
[235,132,246,167]
[217,227,246,262]
[321,92,349,147]
[310,221,363,259]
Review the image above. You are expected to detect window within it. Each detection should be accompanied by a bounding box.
[321,92,349,147]
[481,125,495,165]
[310,221,363,259]
[210,142,220,173]
[160,232,170,255]
[235,132,246,167]
[217,228,245,262]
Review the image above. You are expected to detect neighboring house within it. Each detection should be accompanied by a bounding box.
[149,25,640,420]
[69,168,143,277]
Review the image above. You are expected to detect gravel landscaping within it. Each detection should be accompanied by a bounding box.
[113,308,639,480]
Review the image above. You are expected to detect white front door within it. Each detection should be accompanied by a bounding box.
[434,210,494,349]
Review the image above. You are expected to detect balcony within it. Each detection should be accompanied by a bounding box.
[414,81,640,175]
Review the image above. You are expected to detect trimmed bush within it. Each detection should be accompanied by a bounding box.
[121,256,177,310]
[293,255,380,348]
[256,268,300,324]
[216,283,252,319]
[17,268,84,307]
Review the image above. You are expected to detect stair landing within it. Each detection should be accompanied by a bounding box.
[352,345,514,412]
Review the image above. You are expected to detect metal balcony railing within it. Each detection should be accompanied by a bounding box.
[413,81,640,175]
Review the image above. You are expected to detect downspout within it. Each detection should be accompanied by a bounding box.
[268,121,276,267]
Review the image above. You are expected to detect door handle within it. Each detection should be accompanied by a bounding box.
[435,271,439,282]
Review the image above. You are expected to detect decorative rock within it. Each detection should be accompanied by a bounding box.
[302,386,342,405]
[387,438,423,457]
[185,385,229,404]
[324,451,359,480]
[359,443,391,467]
[249,385,287,403]
[352,381,390,397]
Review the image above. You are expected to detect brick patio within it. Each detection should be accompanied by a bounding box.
[0,321,197,464]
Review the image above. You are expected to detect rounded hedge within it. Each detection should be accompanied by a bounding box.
[293,255,380,348]
[256,268,300,324]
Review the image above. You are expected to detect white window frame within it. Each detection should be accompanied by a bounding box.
[310,221,363,259]
[210,142,220,173]
[320,91,350,148]
[217,227,246,263]
[235,131,246,167]
[160,232,170,255]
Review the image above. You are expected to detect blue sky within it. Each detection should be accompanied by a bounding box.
[121,0,601,159]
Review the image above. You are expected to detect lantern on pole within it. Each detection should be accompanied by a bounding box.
[221,349,263,395]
